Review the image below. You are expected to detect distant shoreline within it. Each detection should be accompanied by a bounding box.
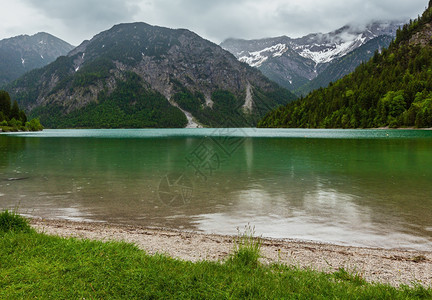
[2,127,432,131]
[374,126,432,130]
[0,127,43,133]
[30,217,432,287]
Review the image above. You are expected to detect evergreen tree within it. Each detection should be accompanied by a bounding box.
[10,100,20,120]
[19,110,27,124]
[0,90,41,131]
[0,91,11,117]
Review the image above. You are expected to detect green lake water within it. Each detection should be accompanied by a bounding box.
[1,128,431,250]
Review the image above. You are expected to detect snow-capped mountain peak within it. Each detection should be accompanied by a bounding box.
[220,21,404,92]
[222,21,403,67]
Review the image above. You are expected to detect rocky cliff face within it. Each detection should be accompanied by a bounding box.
[7,23,296,128]
[0,32,74,85]
[221,21,403,94]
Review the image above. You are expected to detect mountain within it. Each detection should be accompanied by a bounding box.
[296,35,393,96]
[6,23,295,129]
[221,21,403,94]
[258,2,432,129]
[0,32,74,86]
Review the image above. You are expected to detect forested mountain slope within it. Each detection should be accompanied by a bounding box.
[7,23,295,128]
[259,2,432,129]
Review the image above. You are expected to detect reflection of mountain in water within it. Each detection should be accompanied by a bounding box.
[1,133,431,249]
[185,137,432,249]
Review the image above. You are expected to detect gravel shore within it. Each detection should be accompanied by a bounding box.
[30,218,432,287]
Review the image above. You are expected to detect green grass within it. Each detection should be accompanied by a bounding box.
[227,224,262,268]
[0,210,33,233]
[0,211,431,299]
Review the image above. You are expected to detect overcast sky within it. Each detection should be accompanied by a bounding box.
[0,0,428,46]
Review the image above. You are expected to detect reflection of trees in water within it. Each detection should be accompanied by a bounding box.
[0,135,27,172]
[0,136,197,224]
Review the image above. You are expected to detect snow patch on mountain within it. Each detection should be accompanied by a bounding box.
[220,21,403,92]
[223,21,403,68]
[239,43,288,67]
[297,34,367,64]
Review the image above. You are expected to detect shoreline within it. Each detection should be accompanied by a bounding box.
[374,126,432,130]
[29,217,432,287]
[2,127,432,131]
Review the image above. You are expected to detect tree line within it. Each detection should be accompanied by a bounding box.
[0,90,43,131]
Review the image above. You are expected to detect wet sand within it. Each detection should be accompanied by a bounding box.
[30,218,432,288]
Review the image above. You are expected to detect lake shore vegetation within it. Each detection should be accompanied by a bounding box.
[0,90,43,132]
[1,211,431,298]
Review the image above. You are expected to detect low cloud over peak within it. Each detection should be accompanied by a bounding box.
[1,0,428,46]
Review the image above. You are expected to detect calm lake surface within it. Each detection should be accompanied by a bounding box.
[1,128,432,250]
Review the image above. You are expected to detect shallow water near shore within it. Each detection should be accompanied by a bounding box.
[1,128,432,250]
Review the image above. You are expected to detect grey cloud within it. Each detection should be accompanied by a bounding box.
[20,0,142,44]
[21,0,140,23]
[143,0,427,43]
[5,0,430,46]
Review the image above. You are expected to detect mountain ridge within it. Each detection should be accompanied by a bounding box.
[6,22,296,129]
[296,35,393,95]
[221,21,404,93]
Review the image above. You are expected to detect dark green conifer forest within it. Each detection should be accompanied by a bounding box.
[0,90,43,131]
